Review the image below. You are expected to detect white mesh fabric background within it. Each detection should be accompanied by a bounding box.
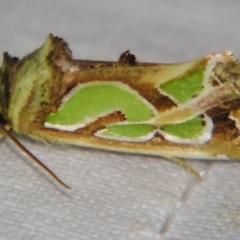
[1,1,240,239]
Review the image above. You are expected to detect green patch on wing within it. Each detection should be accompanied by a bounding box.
[162,115,204,139]
[96,124,156,141]
[160,69,204,104]
[45,82,156,129]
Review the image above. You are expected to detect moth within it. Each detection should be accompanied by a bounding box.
[1,34,240,189]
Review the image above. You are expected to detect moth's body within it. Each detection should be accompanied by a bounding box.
[1,33,240,167]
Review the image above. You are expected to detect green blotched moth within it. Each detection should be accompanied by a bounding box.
[1,33,240,189]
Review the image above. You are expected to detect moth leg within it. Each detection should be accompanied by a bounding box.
[0,124,11,138]
[168,157,202,180]
[0,125,71,190]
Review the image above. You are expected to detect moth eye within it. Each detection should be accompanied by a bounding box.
[0,114,11,136]
[0,114,7,125]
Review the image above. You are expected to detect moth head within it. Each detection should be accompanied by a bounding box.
[0,52,19,122]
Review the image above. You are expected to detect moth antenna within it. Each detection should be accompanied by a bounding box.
[0,125,71,190]
[168,156,202,180]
